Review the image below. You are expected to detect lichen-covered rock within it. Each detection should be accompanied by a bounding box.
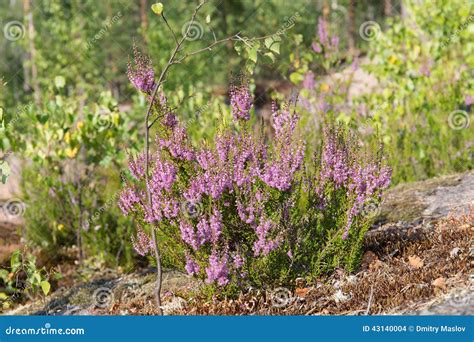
[365,171,473,250]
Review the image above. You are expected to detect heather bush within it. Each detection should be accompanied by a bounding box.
[120,50,391,289]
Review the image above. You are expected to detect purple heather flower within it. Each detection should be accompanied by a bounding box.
[205,252,229,286]
[351,57,360,71]
[261,102,304,190]
[320,127,350,188]
[253,218,280,257]
[215,133,232,162]
[287,249,293,259]
[209,208,223,244]
[118,187,141,215]
[143,192,179,223]
[197,217,211,245]
[196,148,215,170]
[159,124,195,161]
[302,71,316,90]
[317,18,329,46]
[149,157,177,193]
[232,253,244,269]
[128,153,146,180]
[236,198,257,224]
[465,95,474,106]
[131,225,153,256]
[331,35,340,50]
[163,112,178,128]
[179,221,199,250]
[184,177,205,203]
[312,42,322,53]
[230,83,253,121]
[231,133,263,187]
[342,163,391,239]
[127,45,156,94]
[419,61,431,77]
[185,255,200,275]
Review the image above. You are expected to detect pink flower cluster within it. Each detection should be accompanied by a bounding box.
[230,82,253,121]
[127,45,156,94]
[312,18,339,57]
[318,127,391,239]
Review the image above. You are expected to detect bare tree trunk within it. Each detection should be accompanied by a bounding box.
[77,178,84,263]
[384,0,392,16]
[23,0,40,105]
[22,53,31,92]
[140,0,148,43]
[322,0,330,22]
[347,0,356,54]
[400,0,406,21]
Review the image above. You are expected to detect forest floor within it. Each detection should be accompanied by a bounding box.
[2,171,472,316]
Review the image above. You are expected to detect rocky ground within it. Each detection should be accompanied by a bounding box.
[1,171,473,315]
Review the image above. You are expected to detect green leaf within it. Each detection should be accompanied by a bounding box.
[151,3,163,15]
[293,34,303,45]
[0,269,9,281]
[40,281,51,296]
[264,37,273,49]
[33,271,42,284]
[245,62,255,75]
[234,44,243,55]
[269,42,280,54]
[265,37,280,54]
[53,272,63,280]
[248,46,259,63]
[263,52,275,63]
[36,113,49,124]
[10,250,21,271]
[54,76,65,89]
[289,72,304,84]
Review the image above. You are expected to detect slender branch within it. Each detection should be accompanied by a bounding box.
[143,1,205,315]
[174,35,239,63]
[162,13,178,46]
[174,32,276,65]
